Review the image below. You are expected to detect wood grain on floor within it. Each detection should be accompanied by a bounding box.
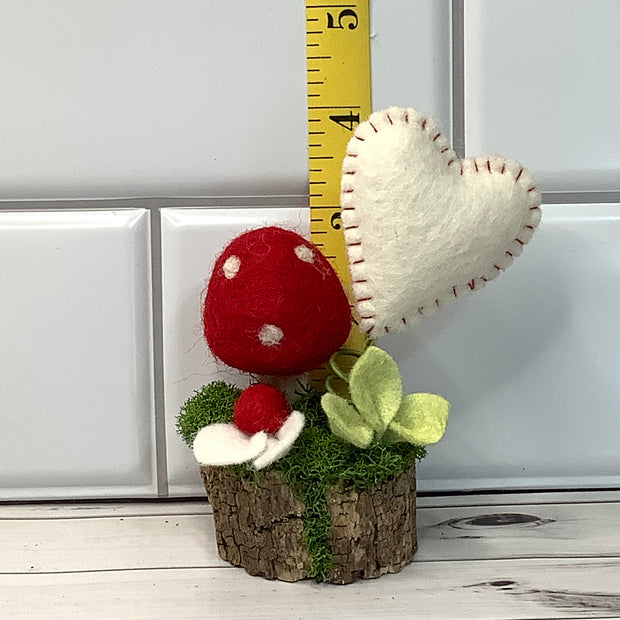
[1,492,619,619]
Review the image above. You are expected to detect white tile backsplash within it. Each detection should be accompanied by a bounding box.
[0,1,307,199]
[162,203,620,494]
[382,204,620,491]
[0,210,155,500]
[1,1,452,200]
[161,207,308,496]
[2,2,620,499]
[464,0,620,192]
[371,0,452,137]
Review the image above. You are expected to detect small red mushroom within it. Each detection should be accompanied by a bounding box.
[203,226,351,375]
[233,384,291,435]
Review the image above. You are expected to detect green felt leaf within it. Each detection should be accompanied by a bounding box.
[387,393,450,446]
[321,392,374,449]
[348,346,403,436]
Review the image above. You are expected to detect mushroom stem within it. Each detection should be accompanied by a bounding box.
[256,374,306,401]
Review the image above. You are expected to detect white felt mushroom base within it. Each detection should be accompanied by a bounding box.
[341,106,542,337]
[192,411,305,470]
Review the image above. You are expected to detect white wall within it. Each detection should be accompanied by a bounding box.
[1,1,619,500]
[0,0,450,201]
[0,1,308,199]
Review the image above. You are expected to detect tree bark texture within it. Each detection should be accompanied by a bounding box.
[200,462,417,584]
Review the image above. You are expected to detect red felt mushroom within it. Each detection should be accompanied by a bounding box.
[203,226,351,375]
[233,383,291,435]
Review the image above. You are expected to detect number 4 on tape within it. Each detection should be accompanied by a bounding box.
[306,1,371,360]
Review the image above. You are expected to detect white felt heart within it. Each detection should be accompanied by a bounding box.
[341,106,542,336]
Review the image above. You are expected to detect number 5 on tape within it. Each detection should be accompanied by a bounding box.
[305,1,371,358]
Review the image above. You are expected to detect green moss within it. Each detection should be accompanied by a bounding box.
[271,387,425,581]
[176,382,425,582]
[176,381,241,446]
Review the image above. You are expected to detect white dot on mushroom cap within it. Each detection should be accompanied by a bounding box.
[222,255,241,279]
[258,324,284,347]
[294,244,314,263]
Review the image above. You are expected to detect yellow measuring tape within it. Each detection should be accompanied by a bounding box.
[305,1,371,365]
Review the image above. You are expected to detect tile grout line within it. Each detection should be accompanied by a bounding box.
[0,195,309,211]
[541,191,620,204]
[149,209,169,498]
[451,0,465,158]
[1,193,618,213]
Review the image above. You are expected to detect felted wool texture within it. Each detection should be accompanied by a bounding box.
[203,226,351,375]
[322,392,374,449]
[341,106,542,337]
[233,383,291,435]
[348,345,402,435]
[192,412,304,469]
[388,393,450,446]
[192,423,268,466]
[252,410,305,470]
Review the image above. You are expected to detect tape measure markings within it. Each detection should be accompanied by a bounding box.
[305,1,371,374]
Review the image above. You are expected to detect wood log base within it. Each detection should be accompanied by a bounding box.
[200,462,417,584]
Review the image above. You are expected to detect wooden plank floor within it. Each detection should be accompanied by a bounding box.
[1,492,619,619]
